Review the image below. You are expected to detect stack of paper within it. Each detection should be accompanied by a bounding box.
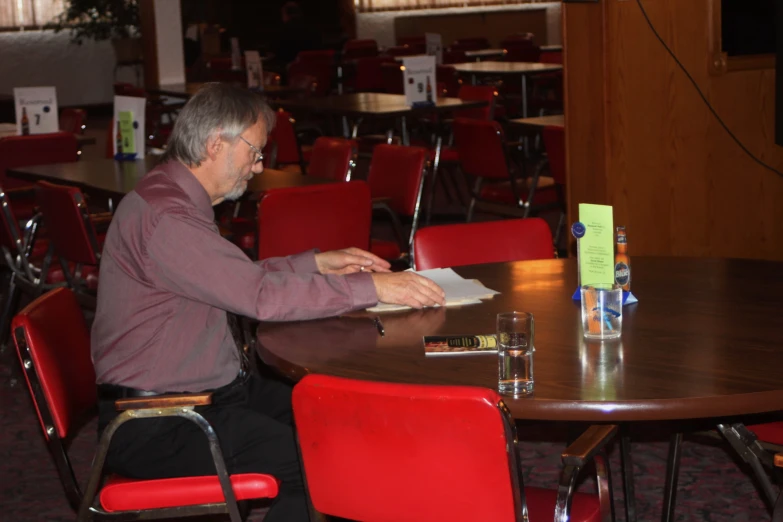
[367,268,499,313]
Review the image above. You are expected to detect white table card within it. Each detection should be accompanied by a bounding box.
[402,55,437,107]
[245,51,263,90]
[13,87,59,136]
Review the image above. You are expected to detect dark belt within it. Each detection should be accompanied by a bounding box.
[97,383,165,401]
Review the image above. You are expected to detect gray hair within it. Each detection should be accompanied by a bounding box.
[162,83,276,167]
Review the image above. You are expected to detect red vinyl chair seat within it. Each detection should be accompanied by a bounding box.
[45,263,99,290]
[747,422,783,446]
[427,146,459,164]
[369,239,401,261]
[100,473,280,512]
[526,486,601,522]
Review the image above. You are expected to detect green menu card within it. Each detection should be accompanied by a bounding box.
[118,111,136,154]
[579,203,614,286]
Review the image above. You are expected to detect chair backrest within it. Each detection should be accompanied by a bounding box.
[36,181,100,265]
[0,187,26,257]
[287,60,332,97]
[452,118,510,181]
[442,49,468,65]
[257,181,371,259]
[539,51,563,64]
[380,62,404,94]
[264,109,301,166]
[397,35,426,47]
[0,132,79,187]
[456,84,496,120]
[296,49,336,63]
[13,287,95,440]
[114,82,146,98]
[413,218,554,270]
[436,65,460,97]
[384,45,418,58]
[343,39,379,60]
[293,374,524,522]
[504,46,541,63]
[307,137,357,182]
[353,56,394,92]
[542,126,566,186]
[451,37,491,52]
[367,144,427,217]
[12,287,94,510]
[501,33,536,49]
[60,108,87,135]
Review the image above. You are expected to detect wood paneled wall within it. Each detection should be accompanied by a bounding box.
[564,0,783,261]
[395,8,548,48]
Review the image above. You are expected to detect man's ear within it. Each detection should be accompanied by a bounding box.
[205,131,223,162]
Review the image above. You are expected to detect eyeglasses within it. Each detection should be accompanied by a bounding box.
[238,136,265,164]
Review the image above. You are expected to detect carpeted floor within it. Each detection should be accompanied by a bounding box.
[0,343,772,521]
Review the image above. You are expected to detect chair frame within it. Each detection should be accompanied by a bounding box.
[13,322,260,522]
[371,158,428,267]
[296,377,617,522]
[0,189,61,350]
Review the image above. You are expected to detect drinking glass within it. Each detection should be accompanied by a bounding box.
[496,312,535,396]
[581,284,623,340]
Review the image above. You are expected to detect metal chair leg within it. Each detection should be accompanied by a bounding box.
[661,432,683,522]
[620,426,637,522]
[717,423,778,511]
[0,273,21,353]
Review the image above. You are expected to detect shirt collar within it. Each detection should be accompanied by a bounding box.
[163,160,214,219]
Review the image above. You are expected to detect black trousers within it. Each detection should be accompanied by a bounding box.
[98,373,309,522]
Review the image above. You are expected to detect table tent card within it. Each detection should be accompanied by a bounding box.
[402,55,437,107]
[572,203,637,305]
[113,95,146,159]
[230,38,242,71]
[245,51,264,90]
[425,33,443,65]
[13,87,59,136]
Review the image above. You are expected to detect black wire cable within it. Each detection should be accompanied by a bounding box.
[635,0,783,178]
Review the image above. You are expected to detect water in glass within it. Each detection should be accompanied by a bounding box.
[498,331,534,396]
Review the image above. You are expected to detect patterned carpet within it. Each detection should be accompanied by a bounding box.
[0,345,773,521]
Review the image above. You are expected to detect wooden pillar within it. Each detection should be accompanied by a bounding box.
[337,0,357,40]
[139,0,186,89]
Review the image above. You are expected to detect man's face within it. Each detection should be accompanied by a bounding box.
[221,119,267,202]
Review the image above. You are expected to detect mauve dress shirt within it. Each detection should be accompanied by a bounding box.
[91,160,378,393]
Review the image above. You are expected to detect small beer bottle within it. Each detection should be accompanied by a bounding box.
[21,107,30,136]
[425,75,433,103]
[614,226,631,291]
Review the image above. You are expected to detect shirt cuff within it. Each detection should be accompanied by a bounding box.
[344,272,379,309]
[289,250,320,274]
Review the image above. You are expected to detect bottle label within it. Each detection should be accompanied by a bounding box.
[615,262,630,286]
[617,235,627,244]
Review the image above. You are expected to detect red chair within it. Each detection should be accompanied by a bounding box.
[367,145,427,264]
[413,218,554,270]
[12,287,279,522]
[60,108,87,135]
[342,39,379,60]
[295,49,336,63]
[443,49,468,65]
[287,59,332,97]
[380,62,404,94]
[384,45,419,58]
[529,52,564,114]
[307,137,357,182]
[436,64,461,97]
[257,181,371,259]
[424,85,497,224]
[263,109,305,171]
[351,56,395,93]
[293,374,616,522]
[0,132,79,191]
[453,118,557,222]
[397,36,426,48]
[35,181,103,296]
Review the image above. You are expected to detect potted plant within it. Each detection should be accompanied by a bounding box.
[55,0,141,63]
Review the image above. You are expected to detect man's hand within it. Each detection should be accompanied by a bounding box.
[371,272,446,309]
[315,247,392,275]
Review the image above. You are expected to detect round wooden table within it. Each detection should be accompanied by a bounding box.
[257,257,783,423]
